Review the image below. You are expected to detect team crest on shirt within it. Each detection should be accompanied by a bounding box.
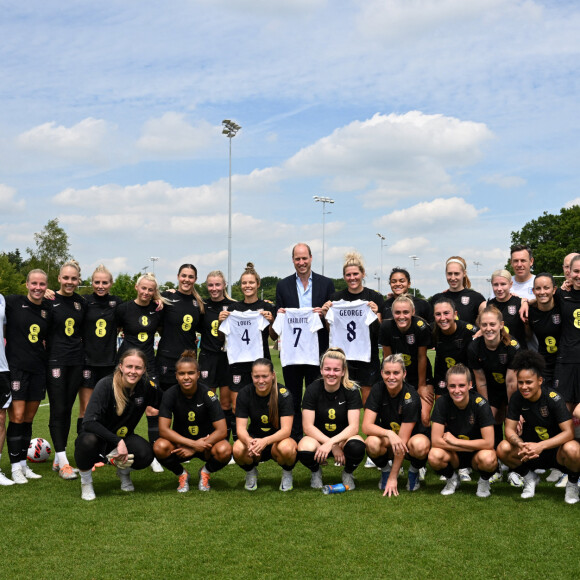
[52,368,61,378]
[201,370,208,379]
[508,305,517,315]
[468,413,475,424]
[109,301,116,308]
[540,406,549,417]
[83,369,91,379]
[499,354,507,364]
[222,306,229,311]
[552,314,561,324]
[41,309,47,318]
[11,381,20,391]
[161,366,168,375]
[135,397,144,406]
[439,381,446,389]
[454,339,463,349]
[233,375,241,384]
[406,334,415,345]
[193,300,198,307]
[461,296,470,305]
[74,302,81,311]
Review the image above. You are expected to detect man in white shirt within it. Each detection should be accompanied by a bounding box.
[510,244,535,300]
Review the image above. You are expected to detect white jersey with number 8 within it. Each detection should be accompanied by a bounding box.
[326,299,377,362]
[219,310,270,364]
[272,308,323,367]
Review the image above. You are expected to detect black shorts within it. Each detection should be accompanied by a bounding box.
[486,385,508,410]
[456,451,477,470]
[256,443,273,462]
[82,366,115,389]
[1,372,11,408]
[524,447,560,472]
[157,356,178,391]
[347,360,380,387]
[553,363,580,404]
[9,369,46,402]
[198,351,230,390]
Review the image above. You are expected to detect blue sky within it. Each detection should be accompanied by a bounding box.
[1,0,579,297]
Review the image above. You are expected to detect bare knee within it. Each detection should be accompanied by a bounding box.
[365,436,383,457]
[297,436,319,453]
[213,440,233,462]
[153,438,173,459]
[409,435,430,459]
[428,448,447,469]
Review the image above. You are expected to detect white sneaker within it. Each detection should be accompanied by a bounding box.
[310,468,323,489]
[555,473,568,488]
[244,467,258,491]
[546,468,563,483]
[11,467,28,485]
[342,470,355,491]
[476,477,491,498]
[521,471,540,499]
[228,455,236,466]
[564,480,580,504]
[198,469,211,492]
[117,468,134,492]
[81,482,96,501]
[489,470,503,484]
[458,468,472,482]
[418,467,427,482]
[279,470,293,492]
[0,470,15,486]
[150,458,164,473]
[441,472,460,496]
[364,457,376,468]
[508,471,524,488]
[23,466,42,480]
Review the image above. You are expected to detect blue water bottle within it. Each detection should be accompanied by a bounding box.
[322,483,349,494]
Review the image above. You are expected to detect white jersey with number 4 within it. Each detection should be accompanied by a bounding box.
[219,311,269,364]
[272,308,323,367]
[326,299,377,362]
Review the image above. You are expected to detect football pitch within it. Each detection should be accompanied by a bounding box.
[1,351,578,579]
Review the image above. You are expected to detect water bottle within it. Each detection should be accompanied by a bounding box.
[322,483,349,494]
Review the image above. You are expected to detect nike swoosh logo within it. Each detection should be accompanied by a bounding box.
[522,408,529,411]
[339,401,346,405]
[197,403,204,407]
[53,304,61,307]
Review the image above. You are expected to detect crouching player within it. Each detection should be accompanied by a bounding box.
[74,349,161,501]
[363,354,430,496]
[497,350,580,504]
[428,364,497,497]
[154,350,232,492]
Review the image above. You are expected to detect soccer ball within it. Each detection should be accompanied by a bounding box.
[28,438,52,463]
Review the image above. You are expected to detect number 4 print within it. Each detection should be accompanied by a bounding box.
[242,329,250,345]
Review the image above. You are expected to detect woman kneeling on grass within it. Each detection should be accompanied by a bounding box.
[428,364,497,498]
[297,348,365,490]
[496,350,580,504]
[234,358,297,492]
[74,349,161,501]
[153,350,232,493]
[363,354,430,496]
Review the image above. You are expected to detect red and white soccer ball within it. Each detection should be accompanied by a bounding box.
[28,438,52,463]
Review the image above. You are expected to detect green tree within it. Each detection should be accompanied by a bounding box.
[0,253,26,295]
[26,218,72,288]
[508,205,580,274]
[111,272,142,302]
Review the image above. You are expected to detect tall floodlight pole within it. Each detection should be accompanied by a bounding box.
[473,261,482,271]
[313,196,334,276]
[377,233,386,294]
[222,119,241,295]
[150,257,159,276]
[409,255,419,296]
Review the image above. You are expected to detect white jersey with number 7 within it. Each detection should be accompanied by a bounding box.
[219,310,270,364]
[272,307,323,367]
[326,299,377,362]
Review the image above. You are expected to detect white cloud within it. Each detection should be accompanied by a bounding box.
[565,198,580,208]
[0,184,25,212]
[16,117,117,163]
[136,113,220,157]
[376,197,486,229]
[283,112,493,206]
[482,174,526,188]
[387,237,431,255]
